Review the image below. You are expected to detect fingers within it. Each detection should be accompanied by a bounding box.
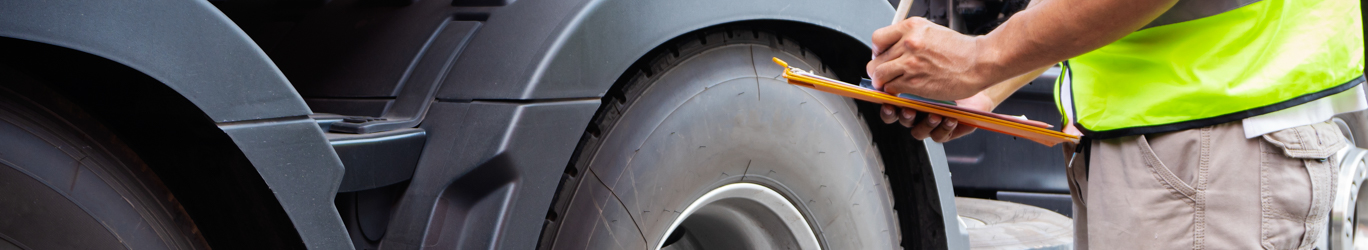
[881,77,909,96]
[898,108,917,127]
[930,118,958,142]
[867,43,909,90]
[880,105,898,124]
[883,108,975,143]
[873,37,910,63]
[871,17,929,55]
[909,113,942,140]
[948,123,977,141]
[869,18,921,90]
[925,117,978,143]
[871,56,916,92]
[871,20,906,55]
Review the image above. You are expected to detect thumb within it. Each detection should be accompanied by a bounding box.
[869,76,884,91]
[882,82,906,95]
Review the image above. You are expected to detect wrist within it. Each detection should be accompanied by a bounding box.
[970,35,1011,91]
[966,92,1001,111]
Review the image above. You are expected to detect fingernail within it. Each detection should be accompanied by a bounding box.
[945,120,957,129]
[882,107,893,116]
[926,119,940,127]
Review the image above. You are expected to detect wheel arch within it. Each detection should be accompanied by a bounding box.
[436,0,893,101]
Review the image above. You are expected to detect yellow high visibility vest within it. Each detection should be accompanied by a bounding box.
[1055,0,1365,138]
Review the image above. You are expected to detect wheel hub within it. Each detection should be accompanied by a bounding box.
[1329,146,1368,250]
[657,183,821,250]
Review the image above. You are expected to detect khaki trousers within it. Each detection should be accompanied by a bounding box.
[1065,121,1346,249]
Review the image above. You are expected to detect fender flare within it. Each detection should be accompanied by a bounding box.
[0,0,310,123]
[437,0,895,100]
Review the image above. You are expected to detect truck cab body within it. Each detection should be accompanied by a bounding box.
[1,0,1362,249]
[0,0,968,249]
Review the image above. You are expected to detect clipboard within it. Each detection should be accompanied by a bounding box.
[773,57,1080,146]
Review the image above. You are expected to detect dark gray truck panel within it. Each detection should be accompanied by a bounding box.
[218,118,352,249]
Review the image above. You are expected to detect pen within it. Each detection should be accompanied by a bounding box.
[892,0,913,25]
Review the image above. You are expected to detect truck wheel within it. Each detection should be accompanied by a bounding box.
[542,28,899,249]
[0,85,207,250]
[955,197,1072,250]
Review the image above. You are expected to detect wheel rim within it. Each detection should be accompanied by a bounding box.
[656,183,821,250]
[1329,127,1368,250]
[1329,146,1368,249]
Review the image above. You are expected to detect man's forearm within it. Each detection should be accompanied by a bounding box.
[974,0,1058,110]
[976,0,1178,79]
[981,66,1050,110]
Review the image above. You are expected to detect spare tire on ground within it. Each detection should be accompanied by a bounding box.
[955,197,1072,250]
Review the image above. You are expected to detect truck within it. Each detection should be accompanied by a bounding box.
[1,0,1363,249]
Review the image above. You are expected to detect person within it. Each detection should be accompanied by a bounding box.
[866,0,1365,248]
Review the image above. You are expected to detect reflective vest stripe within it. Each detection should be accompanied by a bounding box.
[1060,73,1365,139]
[1053,62,1075,127]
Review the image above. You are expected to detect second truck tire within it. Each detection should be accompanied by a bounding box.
[0,84,206,250]
[543,28,902,249]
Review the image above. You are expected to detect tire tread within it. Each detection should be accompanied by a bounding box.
[537,26,842,249]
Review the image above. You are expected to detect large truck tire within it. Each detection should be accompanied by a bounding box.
[0,85,207,250]
[541,28,901,249]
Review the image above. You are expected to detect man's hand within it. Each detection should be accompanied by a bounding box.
[867,18,1001,101]
[880,66,1051,143]
[880,93,995,142]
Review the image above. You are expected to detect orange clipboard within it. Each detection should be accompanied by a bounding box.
[773,57,1080,146]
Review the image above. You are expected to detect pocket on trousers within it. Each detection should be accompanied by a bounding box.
[1263,122,1345,159]
[1259,122,1344,249]
[1136,134,1198,203]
